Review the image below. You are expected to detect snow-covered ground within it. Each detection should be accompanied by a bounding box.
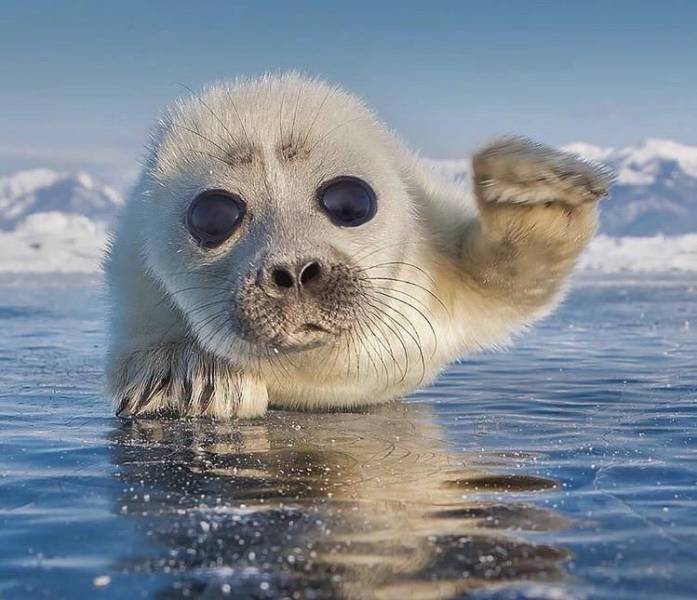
[0,212,109,273]
[579,234,697,273]
[1,138,696,274]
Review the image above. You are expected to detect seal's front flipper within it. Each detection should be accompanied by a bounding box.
[109,344,268,420]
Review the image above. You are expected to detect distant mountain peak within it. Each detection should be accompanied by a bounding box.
[0,168,123,231]
[563,138,697,183]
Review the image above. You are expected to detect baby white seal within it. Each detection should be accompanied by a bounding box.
[105,73,611,419]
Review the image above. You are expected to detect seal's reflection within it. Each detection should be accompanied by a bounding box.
[110,403,570,599]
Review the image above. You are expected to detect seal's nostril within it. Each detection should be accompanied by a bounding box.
[272,267,295,289]
[299,261,322,286]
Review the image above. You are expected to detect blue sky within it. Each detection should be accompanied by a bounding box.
[1,1,696,187]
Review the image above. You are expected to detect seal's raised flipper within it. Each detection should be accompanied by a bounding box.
[473,136,611,208]
[436,137,612,346]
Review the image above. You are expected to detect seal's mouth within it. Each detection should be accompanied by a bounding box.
[295,322,331,335]
[232,304,343,352]
[272,322,336,352]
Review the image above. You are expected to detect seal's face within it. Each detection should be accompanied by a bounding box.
[139,75,418,367]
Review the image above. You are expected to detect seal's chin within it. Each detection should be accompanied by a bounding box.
[236,321,338,354]
[272,323,336,352]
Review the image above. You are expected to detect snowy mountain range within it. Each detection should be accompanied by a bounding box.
[0,169,122,231]
[1,138,696,273]
[563,139,697,236]
[0,170,122,273]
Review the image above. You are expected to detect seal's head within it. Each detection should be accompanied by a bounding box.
[137,74,421,367]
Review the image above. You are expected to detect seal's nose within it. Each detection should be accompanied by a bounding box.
[261,259,325,296]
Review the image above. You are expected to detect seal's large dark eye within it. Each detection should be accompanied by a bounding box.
[186,190,245,249]
[318,176,377,227]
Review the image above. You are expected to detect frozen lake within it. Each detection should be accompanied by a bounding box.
[0,274,695,599]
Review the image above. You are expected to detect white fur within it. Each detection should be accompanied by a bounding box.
[105,73,611,419]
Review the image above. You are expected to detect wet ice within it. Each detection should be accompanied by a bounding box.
[0,274,695,599]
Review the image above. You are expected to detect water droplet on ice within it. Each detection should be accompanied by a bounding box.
[93,575,111,587]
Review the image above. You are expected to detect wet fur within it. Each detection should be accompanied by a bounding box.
[105,73,612,419]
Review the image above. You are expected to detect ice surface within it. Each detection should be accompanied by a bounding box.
[1,277,695,598]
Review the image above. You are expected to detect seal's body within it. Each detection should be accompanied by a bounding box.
[106,74,611,419]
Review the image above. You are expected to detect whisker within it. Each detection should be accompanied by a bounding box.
[195,308,231,337]
[322,334,345,382]
[156,286,230,308]
[365,292,422,343]
[354,317,387,385]
[356,303,403,387]
[224,87,253,149]
[371,289,438,358]
[354,240,423,264]
[358,301,409,383]
[307,116,363,155]
[164,286,229,295]
[188,148,236,169]
[369,283,447,351]
[289,87,302,145]
[364,295,427,385]
[278,87,286,148]
[178,125,230,157]
[253,347,263,379]
[361,275,450,317]
[346,327,361,383]
[203,312,234,355]
[268,349,292,382]
[179,298,230,323]
[180,83,242,148]
[300,87,332,150]
[343,328,353,382]
[359,308,396,379]
[259,348,281,387]
[360,261,436,285]
[277,345,300,372]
